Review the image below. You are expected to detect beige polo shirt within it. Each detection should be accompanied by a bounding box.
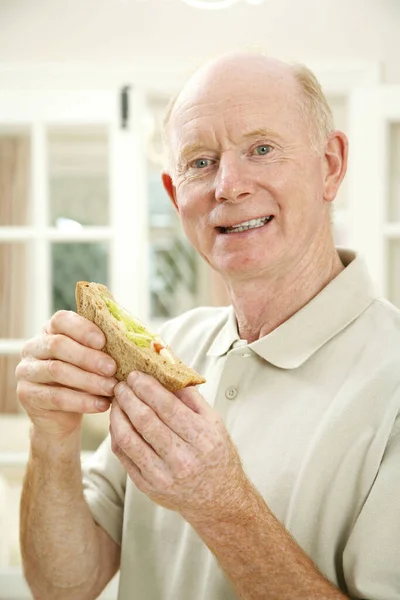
[83,249,400,600]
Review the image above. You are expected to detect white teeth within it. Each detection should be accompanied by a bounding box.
[224,216,272,234]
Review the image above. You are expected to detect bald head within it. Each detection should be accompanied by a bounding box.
[173,53,297,110]
[163,52,334,171]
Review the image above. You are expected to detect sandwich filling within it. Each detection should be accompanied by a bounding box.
[102,296,175,364]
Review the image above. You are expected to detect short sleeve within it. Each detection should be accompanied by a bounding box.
[82,435,127,546]
[343,418,400,599]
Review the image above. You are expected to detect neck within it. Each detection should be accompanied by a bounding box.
[223,236,344,343]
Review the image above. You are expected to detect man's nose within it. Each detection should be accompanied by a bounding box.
[214,154,254,203]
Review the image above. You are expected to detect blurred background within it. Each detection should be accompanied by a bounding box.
[0,0,399,597]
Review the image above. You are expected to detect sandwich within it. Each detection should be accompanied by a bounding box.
[75,281,206,392]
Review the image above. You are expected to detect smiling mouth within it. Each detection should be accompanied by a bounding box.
[218,216,274,234]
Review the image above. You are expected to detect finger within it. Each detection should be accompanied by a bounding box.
[22,334,116,377]
[126,372,203,443]
[110,400,166,476]
[16,358,116,397]
[175,386,214,417]
[45,310,106,350]
[17,381,111,414]
[114,382,186,460]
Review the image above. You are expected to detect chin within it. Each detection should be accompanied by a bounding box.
[214,258,269,279]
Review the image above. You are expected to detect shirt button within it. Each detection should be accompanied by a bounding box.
[225,386,238,400]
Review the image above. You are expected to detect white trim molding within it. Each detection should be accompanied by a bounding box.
[0,61,382,96]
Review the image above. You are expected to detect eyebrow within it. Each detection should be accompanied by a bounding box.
[241,127,279,140]
[178,142,207,162]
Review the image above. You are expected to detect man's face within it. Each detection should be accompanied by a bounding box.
[166,64,333,282]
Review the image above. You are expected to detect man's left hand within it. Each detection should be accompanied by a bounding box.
[110,371,249,523]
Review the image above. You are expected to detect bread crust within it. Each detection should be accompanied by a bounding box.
[75,281,206,392]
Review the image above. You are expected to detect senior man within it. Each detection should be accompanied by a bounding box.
[17,53,400,600]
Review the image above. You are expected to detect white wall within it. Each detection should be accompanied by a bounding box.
[0,0,398,82]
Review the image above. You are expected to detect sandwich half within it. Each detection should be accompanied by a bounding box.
[75,281,206,393]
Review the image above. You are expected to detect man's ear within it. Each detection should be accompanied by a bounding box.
[162,172,178,212]
[323,131,348,203]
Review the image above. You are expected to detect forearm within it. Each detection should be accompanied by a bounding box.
[20,428,106,600]
[186,485,348,600]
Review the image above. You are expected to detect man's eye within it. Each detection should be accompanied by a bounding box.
[253,145,273,156]
[190,158,212,169]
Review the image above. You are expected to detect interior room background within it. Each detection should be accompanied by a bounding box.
[0,0,399,597]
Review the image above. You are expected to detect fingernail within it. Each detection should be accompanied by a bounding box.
[96,399,110,411]
[88,332,104,349]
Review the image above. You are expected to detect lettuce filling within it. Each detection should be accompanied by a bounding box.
[102,296,157,349]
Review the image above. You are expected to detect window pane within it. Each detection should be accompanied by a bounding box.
[0,355,21,413]
[388,240,400,309]
[0,243,30,338]
[148,165,201,320]
[0,129,30,226]
[51,242,109,313]
[389,122,400,222]
[48,126,109,227]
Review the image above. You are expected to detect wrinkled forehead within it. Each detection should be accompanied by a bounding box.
[168,73,305,151]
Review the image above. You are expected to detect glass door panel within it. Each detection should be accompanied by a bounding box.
[0,128,31,226]
[51,241,110,313]
[0,242,30,339]
[0,241,31,412]
[0,355,22,413]
[48,126,109,227]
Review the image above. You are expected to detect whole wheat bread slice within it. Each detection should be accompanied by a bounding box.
[75,281,206,392]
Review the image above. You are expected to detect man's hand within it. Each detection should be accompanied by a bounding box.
[16,310,117,441]
[110,371,249,522]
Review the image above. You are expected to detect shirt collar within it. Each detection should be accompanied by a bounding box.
[207,249,380,369]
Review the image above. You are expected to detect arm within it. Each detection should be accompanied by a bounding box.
[109,372,348,600]
[17,311,120,600]
[21,429,120,600]
[186,483,346,600]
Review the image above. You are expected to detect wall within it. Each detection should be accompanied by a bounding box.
[0,0,398,82]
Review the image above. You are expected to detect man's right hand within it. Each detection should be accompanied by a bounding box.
[16,310,117,441]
